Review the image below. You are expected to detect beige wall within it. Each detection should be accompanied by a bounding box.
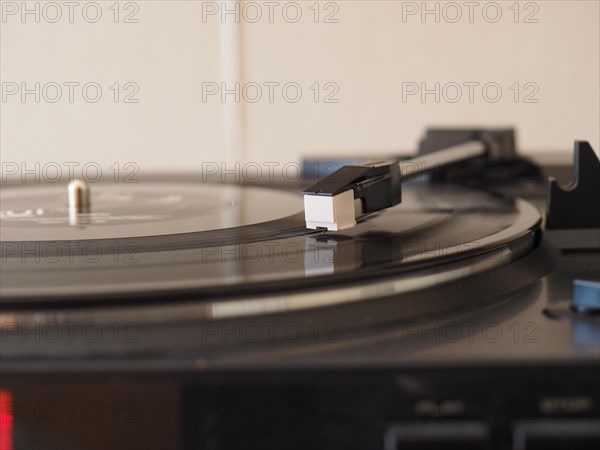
[1,1,598,173]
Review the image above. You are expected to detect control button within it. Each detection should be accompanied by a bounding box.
[513,419,600,450]
[572,279,600,313]
[384,421,489,450]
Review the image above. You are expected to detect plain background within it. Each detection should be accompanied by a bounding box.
[1,0,599,173]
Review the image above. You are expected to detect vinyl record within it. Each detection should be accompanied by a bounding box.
[0,176,541,309]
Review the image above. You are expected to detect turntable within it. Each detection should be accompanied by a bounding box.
[1,129,599,450]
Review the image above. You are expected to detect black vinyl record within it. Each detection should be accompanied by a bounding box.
[0,176,541,310]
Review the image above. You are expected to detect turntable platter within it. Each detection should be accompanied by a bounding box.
[0,178,541,307]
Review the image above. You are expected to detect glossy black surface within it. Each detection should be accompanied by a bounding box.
[0,181,540,305]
